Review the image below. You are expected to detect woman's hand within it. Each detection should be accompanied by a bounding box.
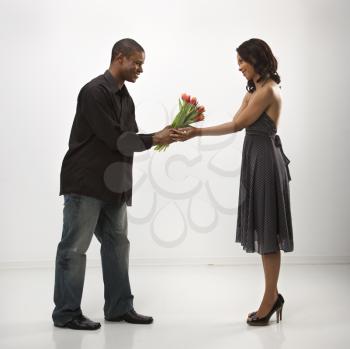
[171,126,198,142]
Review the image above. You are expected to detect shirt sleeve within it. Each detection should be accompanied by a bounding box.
[81,85,154,155]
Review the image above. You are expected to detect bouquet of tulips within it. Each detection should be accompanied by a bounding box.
[154,93,205,151]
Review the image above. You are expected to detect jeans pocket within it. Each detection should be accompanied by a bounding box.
[64,194,81,205]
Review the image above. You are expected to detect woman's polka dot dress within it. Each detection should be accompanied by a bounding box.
[236,111,294,254]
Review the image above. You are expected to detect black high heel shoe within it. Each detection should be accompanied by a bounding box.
[247,294,284,319]
[247,294,284,326]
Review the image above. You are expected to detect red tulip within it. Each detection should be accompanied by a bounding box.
[190,97,198,105]
[181,93,191,103]
[155,93,207,151]
[196,114,205,122]
[197,106,205,114]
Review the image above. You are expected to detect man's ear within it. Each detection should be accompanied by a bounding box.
[114,53,125,64]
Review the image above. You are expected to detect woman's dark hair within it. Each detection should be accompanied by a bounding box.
[236,38,281,93]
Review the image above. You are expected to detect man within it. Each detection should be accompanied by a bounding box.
[53,38,173,330]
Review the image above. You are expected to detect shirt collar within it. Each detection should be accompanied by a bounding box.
[103,70,129,96]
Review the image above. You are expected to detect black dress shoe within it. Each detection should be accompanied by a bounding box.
[105,309,153,324]
[54,314,101,330]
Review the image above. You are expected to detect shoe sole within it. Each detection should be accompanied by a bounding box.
[54,323,101,330]
[105,318,153,325]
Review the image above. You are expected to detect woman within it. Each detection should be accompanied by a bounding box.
[171,38,293,326]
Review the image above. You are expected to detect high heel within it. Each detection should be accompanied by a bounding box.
[247,294,284,326]
[276,307,283,323]
[247,294,284,320]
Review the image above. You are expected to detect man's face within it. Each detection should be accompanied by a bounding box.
[120,51,145,83]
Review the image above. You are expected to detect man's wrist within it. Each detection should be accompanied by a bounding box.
[152,133,160,145]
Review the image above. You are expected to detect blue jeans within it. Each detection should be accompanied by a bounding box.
[52,194,134,325]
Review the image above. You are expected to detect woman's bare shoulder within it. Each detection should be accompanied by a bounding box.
[264,81,281,99]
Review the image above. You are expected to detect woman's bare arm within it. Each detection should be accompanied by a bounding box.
[171,86,274,141]
[195,87,273,136]
[232,92,250,120]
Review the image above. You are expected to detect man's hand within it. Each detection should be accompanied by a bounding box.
[152,126,176,145]
[170,126,198,142]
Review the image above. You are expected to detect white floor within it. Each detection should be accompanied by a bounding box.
[0,264,349,349]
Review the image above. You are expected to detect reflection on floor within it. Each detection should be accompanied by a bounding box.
[1,264,349,349]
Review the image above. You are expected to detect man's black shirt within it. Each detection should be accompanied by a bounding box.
[60,70,154,205]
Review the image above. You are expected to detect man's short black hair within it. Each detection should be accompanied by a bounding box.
[111,38,144,63]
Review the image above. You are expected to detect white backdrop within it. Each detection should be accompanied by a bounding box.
[1,0,349,266]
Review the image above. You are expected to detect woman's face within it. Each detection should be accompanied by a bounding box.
[237,54,256,81]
